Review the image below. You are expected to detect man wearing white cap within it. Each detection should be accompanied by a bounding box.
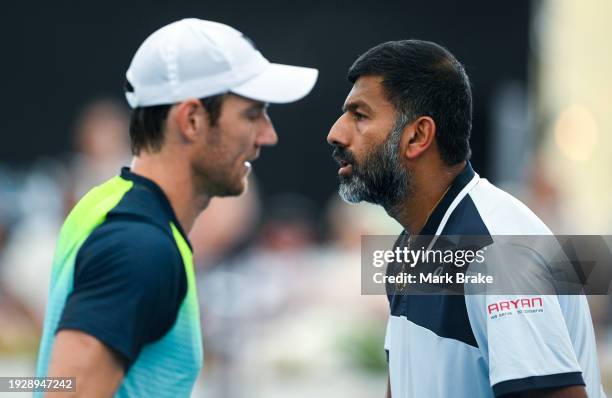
[35,18,317,397]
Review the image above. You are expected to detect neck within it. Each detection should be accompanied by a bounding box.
[387,161,466,235]
[130,153,211,233]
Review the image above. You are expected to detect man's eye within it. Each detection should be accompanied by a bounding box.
[246,110,262,120]
[353,112,366,121]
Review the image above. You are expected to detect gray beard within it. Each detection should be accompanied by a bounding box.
[338,117,411,211]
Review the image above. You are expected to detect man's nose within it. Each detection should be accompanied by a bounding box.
[257,116,278,147]
[327,113,349,147]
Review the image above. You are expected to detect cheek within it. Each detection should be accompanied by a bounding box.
[355,134,389,169]
[352,131,376,159]
[231,128,257,160]
[212,137,254,178]
[208,119,257,168]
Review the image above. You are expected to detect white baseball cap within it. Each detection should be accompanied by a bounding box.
[125,18,318,108]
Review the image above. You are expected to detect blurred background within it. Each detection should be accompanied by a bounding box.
[1,0,611,396]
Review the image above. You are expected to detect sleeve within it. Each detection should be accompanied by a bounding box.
[465,242,585,397]
[57,220,187,370]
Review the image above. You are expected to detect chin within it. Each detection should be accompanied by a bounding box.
[216,178,247,197]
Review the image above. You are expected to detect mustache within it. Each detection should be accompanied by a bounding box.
[331,147,356,165]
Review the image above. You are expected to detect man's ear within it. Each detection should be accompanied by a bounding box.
[404,116,436,160]
[172,98,209,142]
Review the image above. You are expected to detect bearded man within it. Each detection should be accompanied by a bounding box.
[327,40,604,398]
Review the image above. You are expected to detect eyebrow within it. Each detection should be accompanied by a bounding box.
[341,100,373,114]
[243,101,268,114]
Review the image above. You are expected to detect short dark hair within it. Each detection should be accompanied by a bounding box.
[125,82,225,155]
[347,40,472,165]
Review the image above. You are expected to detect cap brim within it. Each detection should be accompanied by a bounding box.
[231,63,318,104]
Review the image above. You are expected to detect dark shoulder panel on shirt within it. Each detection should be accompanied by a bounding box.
[58,217,187,369]
[104,182,176,240]
[74,217,186,289]
[442,195,490,236]
[389,195,490,348]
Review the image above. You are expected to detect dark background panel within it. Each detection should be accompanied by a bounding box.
[2,0,530,207]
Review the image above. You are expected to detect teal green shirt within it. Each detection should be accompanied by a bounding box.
[36,168,203,397]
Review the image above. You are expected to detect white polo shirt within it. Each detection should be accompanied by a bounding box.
[384,163,606,398]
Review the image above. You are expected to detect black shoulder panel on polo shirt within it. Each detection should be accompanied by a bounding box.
[107,168,192,250]
[389,163,490,348]
[442,194,491,236]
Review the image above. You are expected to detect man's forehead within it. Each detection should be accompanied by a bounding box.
[343,75,390,111]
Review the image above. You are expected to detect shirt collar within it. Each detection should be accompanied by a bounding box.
[420,161,478,236]
[120,167,192,251]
